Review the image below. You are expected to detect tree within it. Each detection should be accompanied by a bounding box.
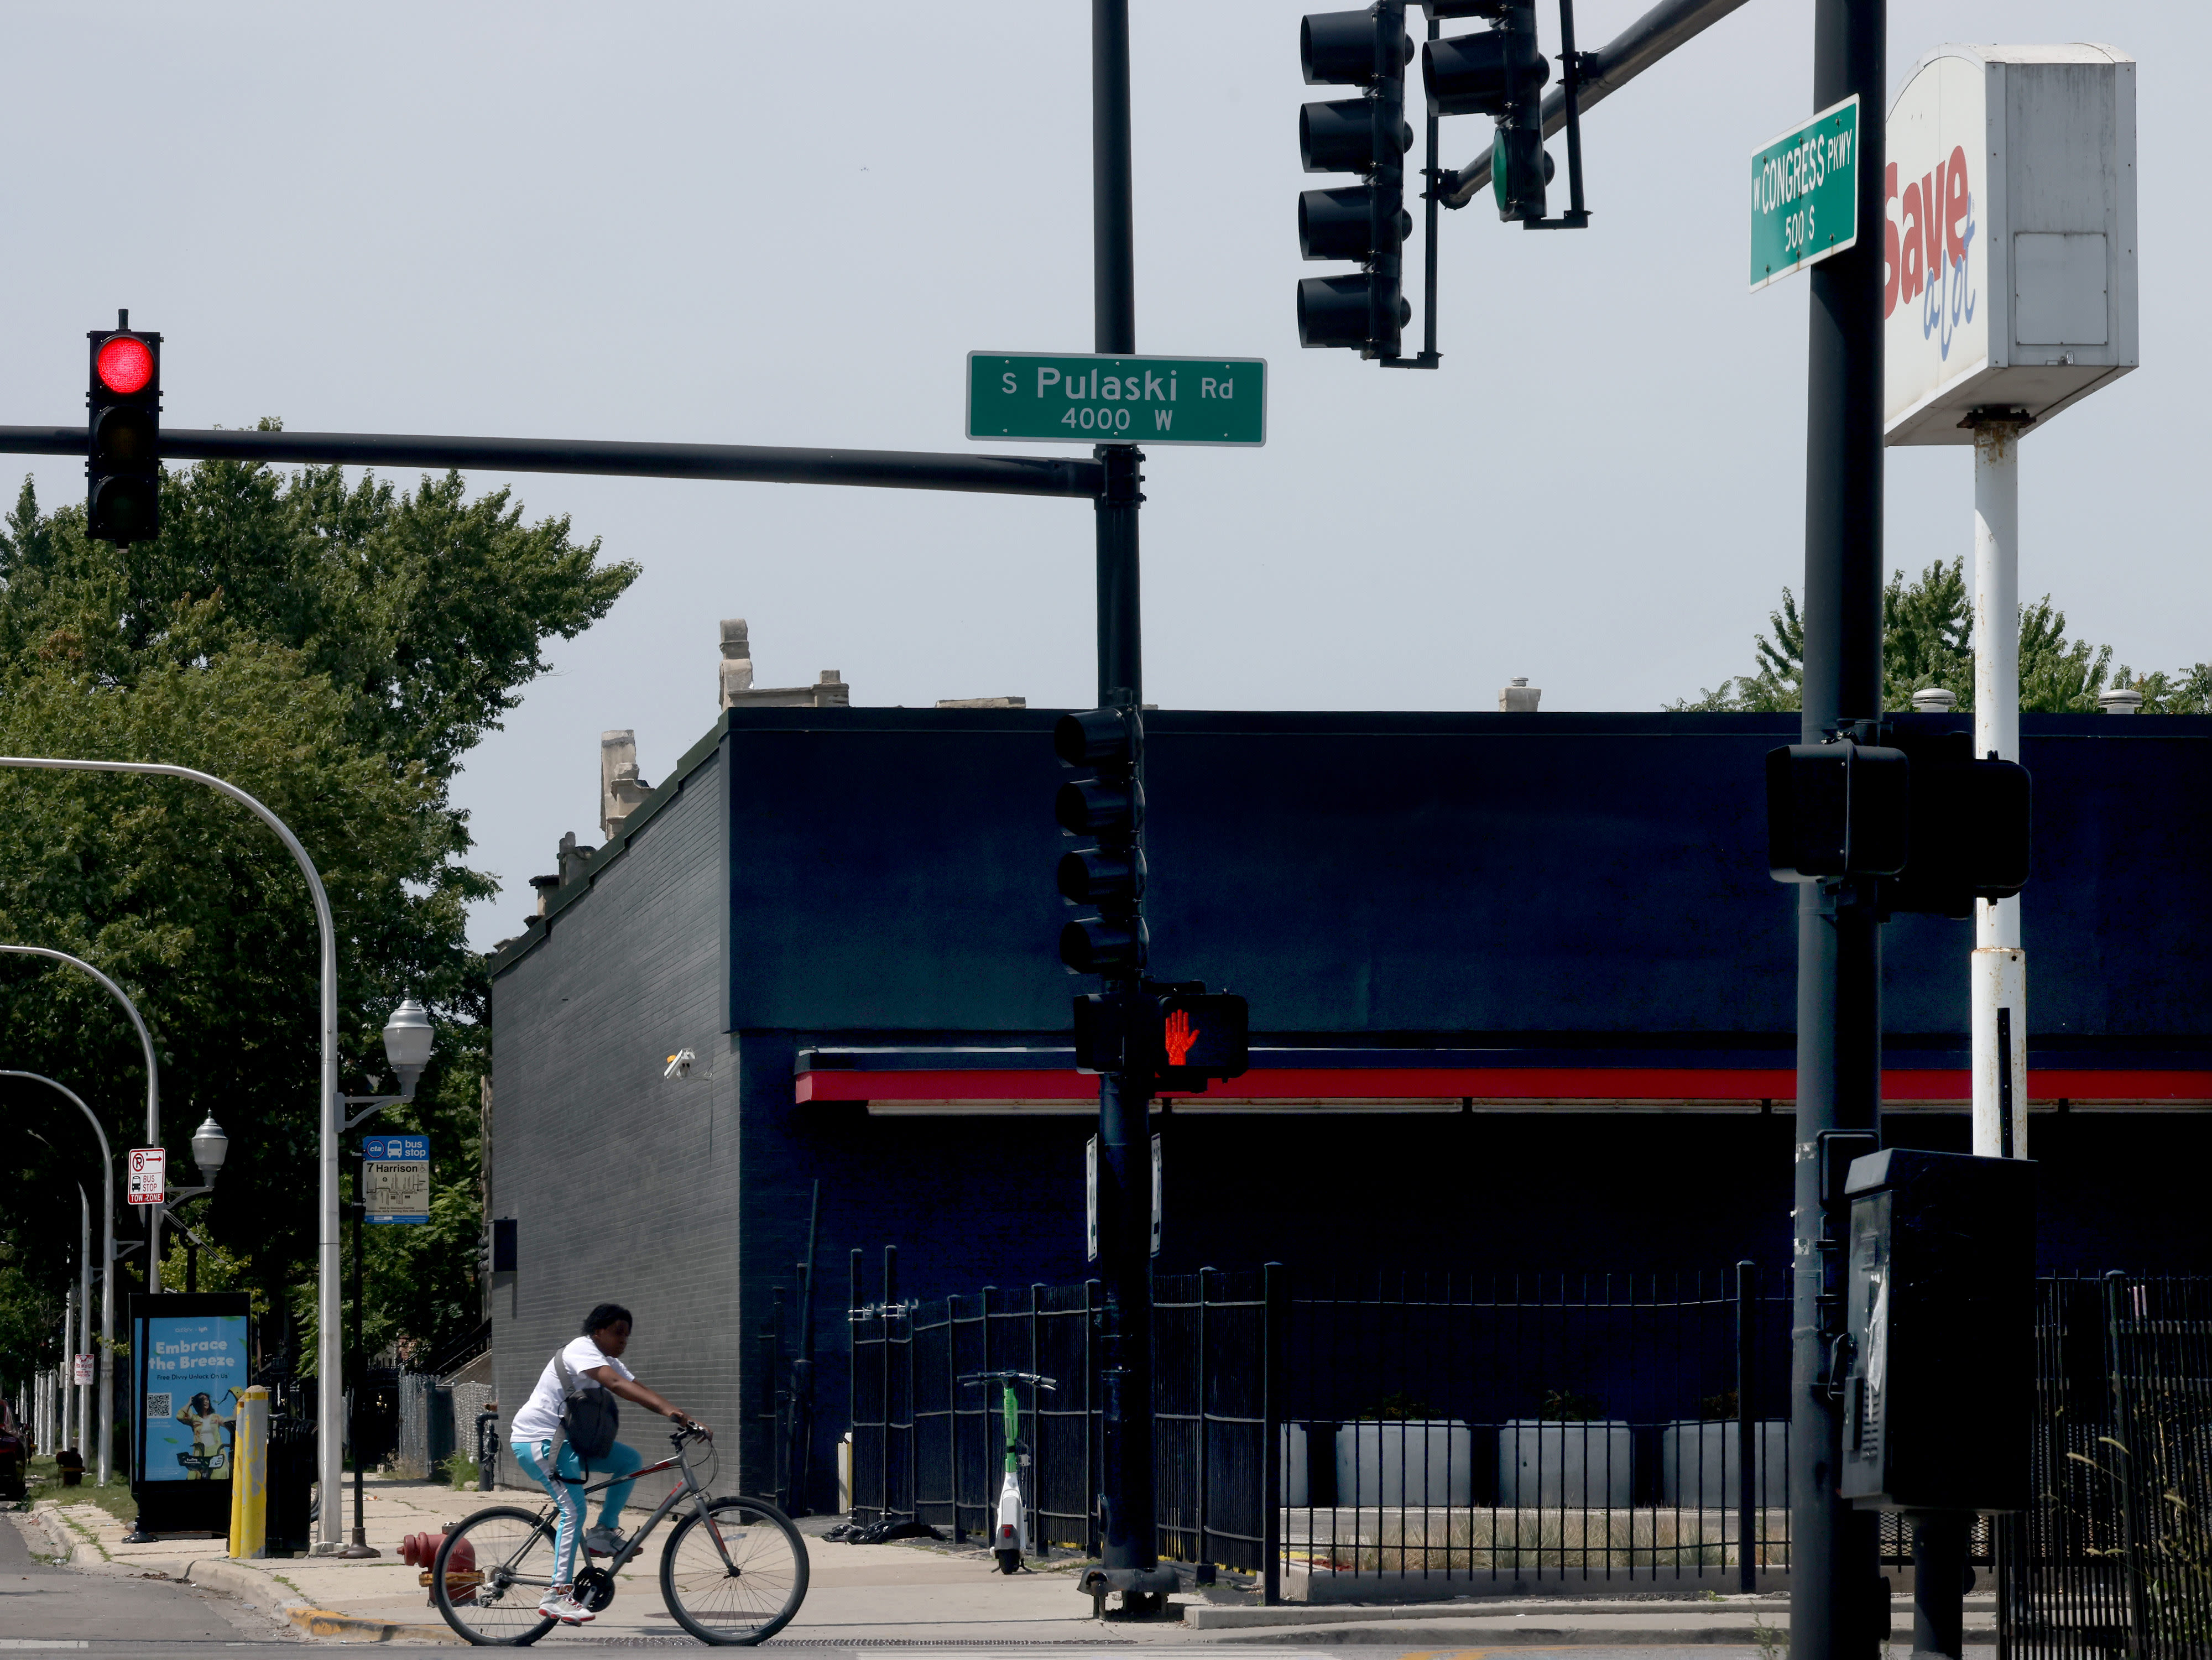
[0,449,638,1369]
[1670,557,2200,714]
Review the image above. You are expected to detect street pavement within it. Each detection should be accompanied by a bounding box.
[12,1473,1997,1655]
[1,1499,301,1646]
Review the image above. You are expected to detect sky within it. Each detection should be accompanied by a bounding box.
[1,3,2195,951]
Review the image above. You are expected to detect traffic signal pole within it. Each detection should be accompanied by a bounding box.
[1791,2,1886,1658]
[1087,0,1171,1614]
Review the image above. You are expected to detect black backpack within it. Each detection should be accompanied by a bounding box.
[554,1351,620,1464]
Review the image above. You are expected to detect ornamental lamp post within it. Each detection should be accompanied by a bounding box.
[333,996,437,1558]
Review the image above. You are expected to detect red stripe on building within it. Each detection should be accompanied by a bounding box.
[795,1067,2212,1104]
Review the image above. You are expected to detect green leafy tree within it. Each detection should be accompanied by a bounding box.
[0,448,637,1369]
[1672,557,2199,714]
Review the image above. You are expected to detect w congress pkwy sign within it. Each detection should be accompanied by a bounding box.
[967,352,1266,447]
[1749,95,1861,291]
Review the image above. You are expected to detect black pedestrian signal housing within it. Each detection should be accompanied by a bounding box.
[1765,732,2031,913]
[1074,984,1250,1090]
[1055,707,1146,976]
[1766,740,1911,880]
[1838,1147,2035,1512]
[86,315,162,546]
[1296,3,1413,356]
[1882,729,2032,918]
[1422,1,1552,222]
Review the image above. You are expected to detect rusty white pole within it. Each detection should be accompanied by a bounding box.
[1971,421,2028,1160]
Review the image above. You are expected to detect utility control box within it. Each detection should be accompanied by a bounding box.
[1838,1147,2036,1512]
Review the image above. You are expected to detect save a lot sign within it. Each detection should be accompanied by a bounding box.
[967,353,1266,446]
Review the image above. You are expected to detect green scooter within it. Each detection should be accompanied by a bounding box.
[958,1370,1056,1573]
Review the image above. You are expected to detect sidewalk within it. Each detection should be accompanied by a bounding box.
[26,1476,2001,1647]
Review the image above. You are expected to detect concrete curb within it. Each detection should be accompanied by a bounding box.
[1187,1593,2002,1631]
[1206,1615,1998,1646]
[25,1503,460,1646]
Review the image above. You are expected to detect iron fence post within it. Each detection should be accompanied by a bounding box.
[882,1246,897,1523]
[1086,1277,1102,1559]
[1738,1260,1757,1593]
[2103,1270,2148,1656]
[1195,1266,1215,1584]
[1032,1282,1048,1559]
[1262,1263,1285,1606]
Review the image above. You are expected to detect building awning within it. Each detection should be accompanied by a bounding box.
[794,1047,2212,1113]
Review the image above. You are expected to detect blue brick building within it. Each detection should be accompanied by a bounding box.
[486,705,2212,1500]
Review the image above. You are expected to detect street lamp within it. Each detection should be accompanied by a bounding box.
[332,998,437,1558]
[380,999,433,1099]
[164,1115,232,1297]
[188,1116,229,1183]
[3,1071,122,1486]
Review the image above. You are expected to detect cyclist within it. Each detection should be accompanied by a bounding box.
[508,1302,710,1626]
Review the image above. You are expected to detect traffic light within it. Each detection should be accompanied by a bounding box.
[86,312,161,546]
[1766,739,1910,881]
[1881,730,2031,918]
[1073,985,1249,1088]
[1296,3,1414,356]
[1422,2,1552,222]
[1054,707,1146,976]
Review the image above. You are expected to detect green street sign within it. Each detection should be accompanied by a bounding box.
[1749,94,1860,291]
[967,352,1266,447]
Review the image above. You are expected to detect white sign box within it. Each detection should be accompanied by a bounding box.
[1884,44,2137,446]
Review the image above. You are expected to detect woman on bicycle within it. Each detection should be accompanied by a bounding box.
[508,1302,709,1626]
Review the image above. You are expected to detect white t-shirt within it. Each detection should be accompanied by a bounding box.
[509,1336,636,1444]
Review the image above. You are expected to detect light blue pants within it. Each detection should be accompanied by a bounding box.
[512,1439,643,1587]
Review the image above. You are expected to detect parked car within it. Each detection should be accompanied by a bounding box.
[0,1400,27,1499]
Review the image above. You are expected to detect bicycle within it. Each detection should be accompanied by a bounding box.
[429,1425,808,1646]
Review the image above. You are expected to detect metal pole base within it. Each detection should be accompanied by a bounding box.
[1079,1564,1179,1619]
[333,1537,381,1558]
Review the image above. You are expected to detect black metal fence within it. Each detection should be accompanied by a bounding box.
[1284,1267,1791,1598]
[2000,1273,2212,1660]
[852,1257,1788,1599]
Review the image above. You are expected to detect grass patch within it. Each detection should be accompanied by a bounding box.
[24,1455,138,1525]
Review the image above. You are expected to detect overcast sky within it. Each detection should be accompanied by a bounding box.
[2,3,2195,950]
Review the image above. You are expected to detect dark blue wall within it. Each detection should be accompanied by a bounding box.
[721,708,2212,1048]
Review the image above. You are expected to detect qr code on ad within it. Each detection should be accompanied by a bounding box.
[145,1393,172,1418]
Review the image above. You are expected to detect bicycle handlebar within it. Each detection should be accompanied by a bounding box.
[957,1370,1057,1390]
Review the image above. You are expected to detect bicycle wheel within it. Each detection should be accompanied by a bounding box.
[432,1504,561,1646]
[659,1496,810,1645]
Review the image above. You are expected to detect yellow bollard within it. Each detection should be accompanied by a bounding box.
[230,1387,270,1560]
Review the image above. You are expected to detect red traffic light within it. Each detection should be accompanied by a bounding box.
[96,335,155,395]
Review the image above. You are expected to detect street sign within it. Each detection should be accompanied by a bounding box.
[74,1354,95,1387]
[1150,1132,1162,1259]
[968,353,1266,447]
[1085,1136,1098,1264]
[1749,95,1860,291]
[127,1146,166,1205]
[362,1134,430,1224]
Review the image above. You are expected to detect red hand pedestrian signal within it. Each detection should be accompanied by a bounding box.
[1164,1009,1198,1067]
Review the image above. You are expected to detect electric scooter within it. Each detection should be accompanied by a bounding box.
[957,1370,1056,1574]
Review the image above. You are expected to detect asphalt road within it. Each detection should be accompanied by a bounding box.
[0,1506,298,1647]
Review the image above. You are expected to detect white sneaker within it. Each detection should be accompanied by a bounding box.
[583,1525,625,1557]
[537,1590,595,1625]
